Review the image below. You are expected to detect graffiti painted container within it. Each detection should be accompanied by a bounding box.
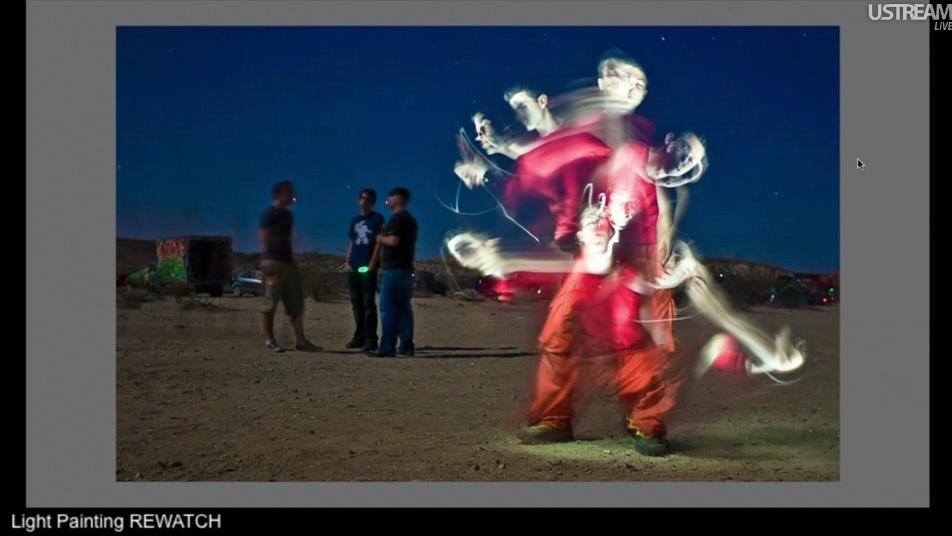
[155,235,233,297]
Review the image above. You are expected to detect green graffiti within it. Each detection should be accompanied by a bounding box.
[127,266,152,287]
[155,259,187,282]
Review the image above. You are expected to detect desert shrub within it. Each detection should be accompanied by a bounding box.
[452,289,484,302]
[159,280,193,299]
[118,287,156,305]
[714,275,774,311]
[176,295,223,311]
[300,267,349,302]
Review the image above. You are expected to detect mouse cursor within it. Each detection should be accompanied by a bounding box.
[856,158,865,172]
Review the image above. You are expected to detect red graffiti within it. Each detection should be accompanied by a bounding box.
[157,239,186,261]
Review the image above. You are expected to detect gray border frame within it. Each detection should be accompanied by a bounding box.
[26,0,929,507]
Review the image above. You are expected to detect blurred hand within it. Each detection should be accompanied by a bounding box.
[454,161,489,190]
[658,234,672,264]
[447,233,506,277]
[608,194,638,230]
[473,113,503,155]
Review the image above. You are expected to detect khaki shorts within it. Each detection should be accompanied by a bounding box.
[260,260,305,316]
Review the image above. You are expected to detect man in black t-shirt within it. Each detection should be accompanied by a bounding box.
[258,180,319,352]
[367,187,418,357]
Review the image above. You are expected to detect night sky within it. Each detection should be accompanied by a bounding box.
[117,26,839,273]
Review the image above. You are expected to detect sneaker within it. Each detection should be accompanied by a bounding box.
[366,350,397,358]
[629,429,672,457]
[345,337,364,349]
[265,339,282,351]
[294,340,322,352]
[398,344,415,357]
[516,423,574,444]
[360,340,378,352]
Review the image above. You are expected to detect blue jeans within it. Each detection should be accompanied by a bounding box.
[379,270,414,354]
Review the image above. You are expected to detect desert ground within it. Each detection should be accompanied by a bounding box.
[116,291,839,482]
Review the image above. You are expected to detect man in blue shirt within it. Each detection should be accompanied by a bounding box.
[344,188,386,351]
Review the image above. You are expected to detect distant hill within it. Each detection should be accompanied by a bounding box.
[117,238,835,293]
[116,238,483,288]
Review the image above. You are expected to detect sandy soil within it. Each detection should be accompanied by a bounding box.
[117,295,839,481]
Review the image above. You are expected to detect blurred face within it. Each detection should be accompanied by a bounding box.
[276,187,295,207]
[577,211,611,253]
[507,91,547,131]
[597,60,648,110]
[656,133,706,187]
[386,193,406,210]
[358,192,374,212]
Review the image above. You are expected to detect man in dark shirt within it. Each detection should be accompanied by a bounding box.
[367,187,418,357]
[344,188,386,351]
[258,180,319,352]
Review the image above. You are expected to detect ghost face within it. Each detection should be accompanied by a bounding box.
[597,60,648,111]
[577,210,612,254]
[507,91,549,132]
[654,133,706,188]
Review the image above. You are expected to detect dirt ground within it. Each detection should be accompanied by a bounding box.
[117,294,839,482]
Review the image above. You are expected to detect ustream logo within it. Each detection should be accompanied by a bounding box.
[868,3,952,28]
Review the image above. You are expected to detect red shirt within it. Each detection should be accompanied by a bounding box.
[595,141,660,267]
[506,130,613,249]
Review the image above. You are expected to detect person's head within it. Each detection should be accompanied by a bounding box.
[576,206,612,253]
[358,188,376,213]
[503,84,551,132]
[597,48,648,111]
[652,132,709,187]
[385,187,411,211]
[271,180,295,208]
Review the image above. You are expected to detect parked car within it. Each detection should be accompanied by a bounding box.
[232,270,264,296]
[411,270,449,296]
[476,272,562,304]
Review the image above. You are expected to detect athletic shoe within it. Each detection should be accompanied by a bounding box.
[629,429,672,457]
[345,337,364,349]
[265,339,282,351]
[398,344,415,357]
[294,340,322,352]
[366,350,397,358]
[516,423,574,444]
[360,340,378,352]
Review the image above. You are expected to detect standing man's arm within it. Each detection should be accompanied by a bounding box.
[344,241,353,271]
[378,213,403,248]
[257,211,272,258]
[257,229,269,251]
[378,235,400,247]
[369,242,381,271]
[368,214,386,271]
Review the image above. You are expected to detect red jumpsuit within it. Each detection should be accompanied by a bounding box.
[512,134,681,439]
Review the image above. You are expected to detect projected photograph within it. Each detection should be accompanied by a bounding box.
[116,26,839,482]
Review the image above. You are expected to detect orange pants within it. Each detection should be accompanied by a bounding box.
[527,270,682,438]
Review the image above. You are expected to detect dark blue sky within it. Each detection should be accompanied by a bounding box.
[118,26,839,273]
